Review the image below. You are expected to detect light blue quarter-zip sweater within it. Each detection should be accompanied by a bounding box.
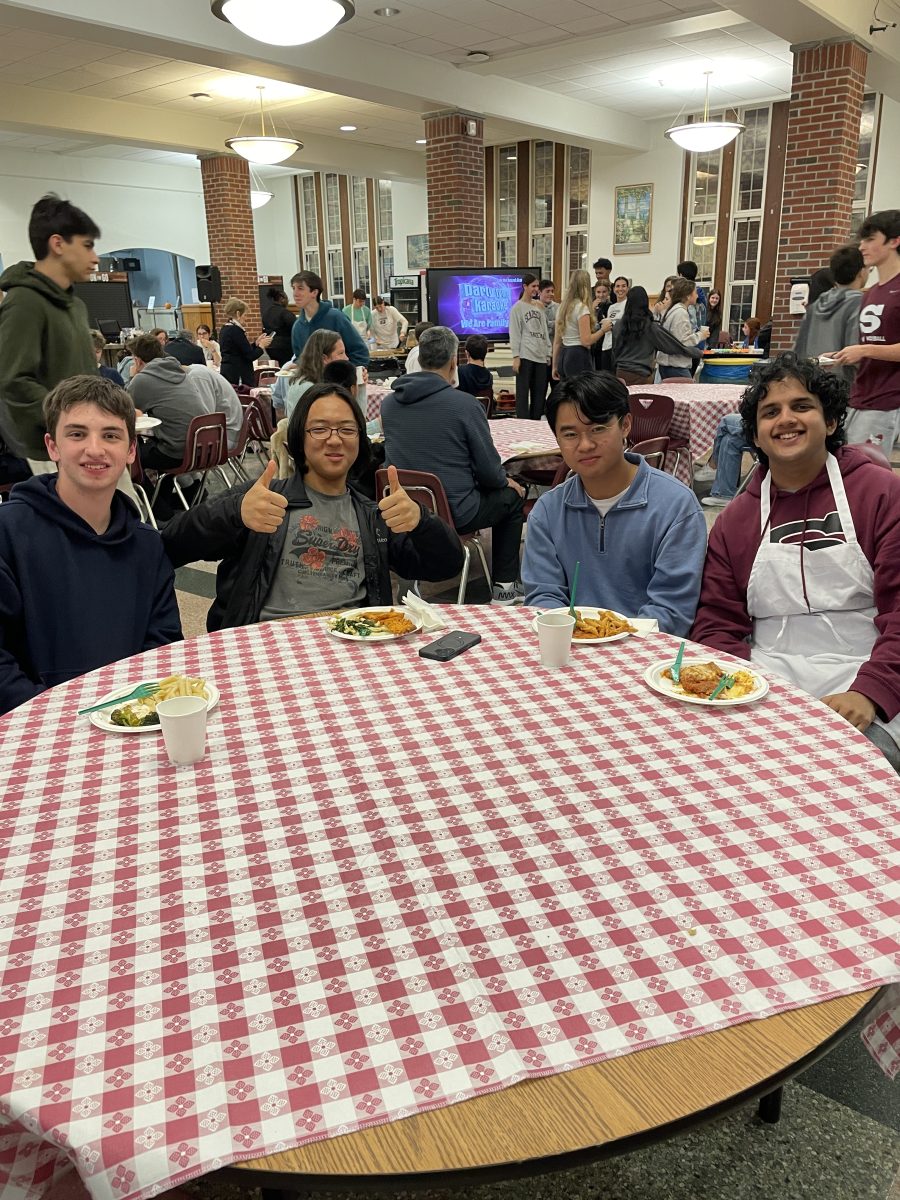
[522,453,707,635]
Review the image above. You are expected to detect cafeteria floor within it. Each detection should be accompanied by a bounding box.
[173,462,899,1200]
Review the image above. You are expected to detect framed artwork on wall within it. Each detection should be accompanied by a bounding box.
[614,184,653,255]
[407,234,430,270]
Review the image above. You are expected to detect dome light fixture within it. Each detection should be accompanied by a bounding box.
[665,71,744,153]
[225,86,302,165]
[211,0,354,46]
[249,165,274,208]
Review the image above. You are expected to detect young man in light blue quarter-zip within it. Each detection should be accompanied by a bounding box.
[522,372,707,635]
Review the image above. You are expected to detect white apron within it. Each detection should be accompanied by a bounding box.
[747,453,900,748]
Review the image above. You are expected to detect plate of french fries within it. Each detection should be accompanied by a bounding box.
[530,607,637,644]
[88,674,218,734]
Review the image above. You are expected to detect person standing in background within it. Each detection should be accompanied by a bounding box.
[218,298,273,387]
[706,288,724,346]
[593,258,612,288]
[0,194,99,472]
[371,296,409,350]
[342,289,375,341]
[539,280,559,346]
[509,273,551,420]
[553,270,608,381]
[600,276,629,372]
[261,287,296,368]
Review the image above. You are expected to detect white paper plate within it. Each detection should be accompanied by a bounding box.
[89,681,220,733]
[135,415,161,433]
[327,606,423,642]
[643,659,768,706]
[818,355,838,365]
[530,606,635,644]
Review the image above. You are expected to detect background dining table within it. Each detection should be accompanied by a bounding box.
[0,608,897,1200]
[627,383,744,485]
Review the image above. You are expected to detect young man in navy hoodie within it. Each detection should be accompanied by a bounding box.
[0,375,181,715]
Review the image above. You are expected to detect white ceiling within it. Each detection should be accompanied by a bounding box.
[0,0,798,164]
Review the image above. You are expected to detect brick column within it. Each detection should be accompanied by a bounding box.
[770,39,868,353]
[424,111,485,267]
[198,153,262,333]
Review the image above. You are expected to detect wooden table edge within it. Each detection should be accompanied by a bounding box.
[221,988,881,1189]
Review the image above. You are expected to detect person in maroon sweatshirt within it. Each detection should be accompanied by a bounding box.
[691,353,900,771]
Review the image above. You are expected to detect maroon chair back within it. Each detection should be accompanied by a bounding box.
[853,442,893,471]
[183,413,228,473]
[630,436,670,471]
[628,393,674,443]
[474,388,494,418]
[230,405,255,458]
[375,467,454,527]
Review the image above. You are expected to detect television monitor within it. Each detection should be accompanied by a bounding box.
[426,268,538,341]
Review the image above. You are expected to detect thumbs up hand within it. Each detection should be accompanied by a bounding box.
[378,465,421,533]
[239,460,289,534]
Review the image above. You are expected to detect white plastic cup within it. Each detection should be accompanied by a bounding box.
[536,611,576,669]
[157,696,208,765]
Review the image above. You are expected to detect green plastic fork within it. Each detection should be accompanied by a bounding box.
[671,640,686,684]
[78,682,158,715]
[708,673,736,701]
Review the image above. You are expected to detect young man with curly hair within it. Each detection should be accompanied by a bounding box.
[691,353,900,770]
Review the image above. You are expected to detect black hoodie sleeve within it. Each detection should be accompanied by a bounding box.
[0,552,44,714]
[386,506,464,581]
[161,482,254,568]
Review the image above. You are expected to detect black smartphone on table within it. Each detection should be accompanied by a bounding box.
[418,631,481,661]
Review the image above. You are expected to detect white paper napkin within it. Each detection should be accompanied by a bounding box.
[402,594,448,632]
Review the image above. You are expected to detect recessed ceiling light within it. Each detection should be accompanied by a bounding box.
[415,138,427,144]
[374,5,400,13]
[190,92,213,102]
[466,50,491,63]
[340,124,357,131]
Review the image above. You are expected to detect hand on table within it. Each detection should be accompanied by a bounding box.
[240,460,288,534]
[378,465,421,532]
[821,690,876,732]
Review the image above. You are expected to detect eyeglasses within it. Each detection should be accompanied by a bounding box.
[305,424,360,441]
[557,420,620,445]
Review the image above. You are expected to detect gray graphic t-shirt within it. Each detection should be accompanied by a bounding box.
[260,487,366,620]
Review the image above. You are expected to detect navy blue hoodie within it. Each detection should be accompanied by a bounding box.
[0,476,182,714]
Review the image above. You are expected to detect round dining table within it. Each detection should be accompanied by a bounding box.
[0,607,897,1200]
[627,383,744,485]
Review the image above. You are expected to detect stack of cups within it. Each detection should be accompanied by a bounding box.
[536,612,576,669]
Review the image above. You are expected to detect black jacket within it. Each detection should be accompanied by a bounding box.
[165,338,206,367]
[219,321,258,386]
[161,472,464,631]
[262,303,296,369]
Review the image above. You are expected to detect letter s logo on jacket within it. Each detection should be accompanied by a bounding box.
[860,303,885,335]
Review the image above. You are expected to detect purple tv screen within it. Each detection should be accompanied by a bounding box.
[427,268,538,340]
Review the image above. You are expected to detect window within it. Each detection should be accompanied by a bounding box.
[350,177,370,295]
[736,108,768,211]
[566,232,588,274]
[533,140,553,232]
[685,147,721,286]
[497,145,517,263]
[531,233,552,279]
[299,175,318,251]
[727,218,761,336]
[376,179,394,292]
[323,173,343,299]
[327,249,344,300]
[853,94,878,228]
[304,249,320,276]
[567,146,589,227]
[725,107,769,337]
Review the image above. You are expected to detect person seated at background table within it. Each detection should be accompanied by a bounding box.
[655,277,708,380]
[161,382,463,629]
[196,324,221,368]
[164,328,206,367]
[382,326,526,605]
[690,353,900,771]
[0,375,180,714]
[284,330,349,419]
[611,286,698,386]
[522,372,707,635]
[219,298,273,387]
[126,333,209,511]
[290,270,369,368]
[371,296,408,350]
[149,328,168,348]
[184,363,244,451]
[456,334,493,398]
[90,329,125,387]
[116,338,139,383]
[403,321,432,374]
[740,317,762,349]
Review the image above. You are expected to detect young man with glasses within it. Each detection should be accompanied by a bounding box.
[522,372,707,635]
[162,382,462,630]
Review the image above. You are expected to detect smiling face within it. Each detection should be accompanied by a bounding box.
[554,401,631,492]
[594,284,609,304]
[292,279,317,308]
[613,278,629,301]
[302,392,360,493]
[523,279,540,300]
[45,402,135,502]
[539,285,554,305]
[753,377,835,482]
[323,339,347,365]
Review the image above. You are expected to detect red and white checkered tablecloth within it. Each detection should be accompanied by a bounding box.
[365,385,391,423]
[489,419,560,465]
[1,609,898,1200]
[628,384,744,485]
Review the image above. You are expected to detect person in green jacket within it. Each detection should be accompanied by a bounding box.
[0,194,100,469]
[342,288,374,340]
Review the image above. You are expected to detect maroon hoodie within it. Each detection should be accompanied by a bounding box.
[691,445,900,721]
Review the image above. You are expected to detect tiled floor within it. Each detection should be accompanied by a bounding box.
[171,457,898,1200]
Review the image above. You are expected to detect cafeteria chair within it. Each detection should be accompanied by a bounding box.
[374,467,491,603]
[630,436,671,471]
[474,388,494,418]
[522,456,570,518]
[147,413,228,515]
[628,393,689,477]
[129,456,158,529]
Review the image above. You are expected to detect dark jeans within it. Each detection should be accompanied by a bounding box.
[558,345,593,379]
[456,486,525,583]
[659,365,692,380]
[515,359,549,420]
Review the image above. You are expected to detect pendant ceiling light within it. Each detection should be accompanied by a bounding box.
[226,86,302,165]
[211,0,354,46]
[249,166,274,208]
[665,71,744,153]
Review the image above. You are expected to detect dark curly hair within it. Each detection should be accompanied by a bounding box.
[739,353,849,470]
